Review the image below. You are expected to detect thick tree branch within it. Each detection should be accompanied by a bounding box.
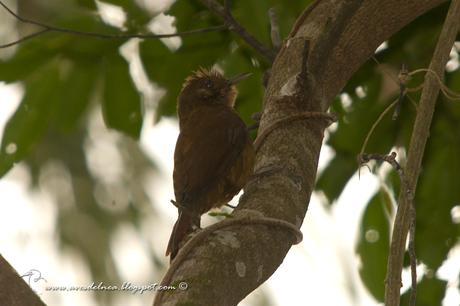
[384,1,460,305]
[309,0,364,78]
[0,255,46,306]
[154,1,447,305]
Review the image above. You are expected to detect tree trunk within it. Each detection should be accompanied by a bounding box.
[0,255,46,306]
[153,1,447,305]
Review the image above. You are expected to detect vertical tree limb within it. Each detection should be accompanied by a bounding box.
[384,1,460,305]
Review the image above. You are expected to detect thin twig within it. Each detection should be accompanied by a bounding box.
[371,56,460,114]
[0,29,50,49]
[269,7,281,49]
[359,98,399,156]
[371,56,421,111]
[408,202,417,306]
[0,0,227,48]
[357,97,397,180]
[409,68,460,101]
[392,64,409,120]
[359,152,417,306]
[371,56,399,84]
[198,0,276,62]
[359,152,411,198]
[384,1,460,305]
[359,152,401,171]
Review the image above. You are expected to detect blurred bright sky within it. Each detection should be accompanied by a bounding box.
[1,1,460,305]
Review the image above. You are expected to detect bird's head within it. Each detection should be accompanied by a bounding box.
[178,68,251,118]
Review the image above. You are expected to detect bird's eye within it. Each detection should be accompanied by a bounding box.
[197,88,211,98]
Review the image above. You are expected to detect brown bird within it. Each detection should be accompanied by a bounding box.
[166,68,255,260]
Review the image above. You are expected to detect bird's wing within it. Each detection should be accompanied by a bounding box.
[173,105,249,207]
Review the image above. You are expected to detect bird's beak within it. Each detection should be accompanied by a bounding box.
[228,72,252,85]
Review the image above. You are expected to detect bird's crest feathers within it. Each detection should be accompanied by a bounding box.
[182,67,224,89]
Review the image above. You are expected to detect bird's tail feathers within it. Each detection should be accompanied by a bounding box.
[166,211,197,261]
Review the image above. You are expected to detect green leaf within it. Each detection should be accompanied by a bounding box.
[102,54,142,139]
[317,73,405,202]
[75,0,97,10]
[233,0,310,49]
[233,1,272,46]
[316,154,357,202]
[0,40,57,83]
[414,104,460,270]
[51,14,126,59]
[384,168,401,202]
[329,75,387,154]
[0,62,61,177]
[140,1,231,120]
[139,40,178,119]
[356,190,390,301]
[97,0,151,30]
[54,61,99,132]
[379,3,446,69]
[0,12,122,83]
[400,276,447,306]
[319,5,449,202]
[168,1,215,30]
[219,49,264,123]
